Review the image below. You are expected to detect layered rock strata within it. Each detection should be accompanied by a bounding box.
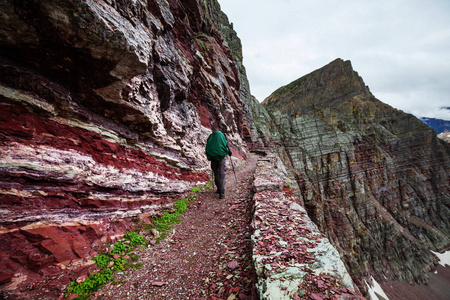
[1,0,449,298]
[251,153,364,299]
[0,0,250,297]
[262,58,450,294]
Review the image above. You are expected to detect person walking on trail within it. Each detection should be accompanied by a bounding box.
[205,130,232,199]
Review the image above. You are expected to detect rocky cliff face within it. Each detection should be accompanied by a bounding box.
[0,0,251,296]
[251,154,363,299]
[1,0,449,299]
[262,58,450,293]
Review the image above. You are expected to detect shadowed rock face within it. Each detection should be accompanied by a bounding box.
[0,0,250,296]
[262,58,450,293]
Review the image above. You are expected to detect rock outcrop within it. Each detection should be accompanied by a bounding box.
[251,153,364,299]
[262,58,450,294]
[0,0,250,297]
[438,130,450,143]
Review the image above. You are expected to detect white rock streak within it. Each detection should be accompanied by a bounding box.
[365,276,390,300]
[431,250,450,267]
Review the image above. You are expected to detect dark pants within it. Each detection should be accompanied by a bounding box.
[211,158,227,195]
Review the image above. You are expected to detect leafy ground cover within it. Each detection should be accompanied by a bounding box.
[64,185,211,299]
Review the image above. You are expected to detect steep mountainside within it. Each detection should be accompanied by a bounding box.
[0,0,252,296]
[263,58,450,293]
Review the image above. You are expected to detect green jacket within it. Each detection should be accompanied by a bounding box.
[205,131,231,161]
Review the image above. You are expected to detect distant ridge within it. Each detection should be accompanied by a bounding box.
[420,117,450,134]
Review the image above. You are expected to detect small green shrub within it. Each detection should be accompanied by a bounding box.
[112,258,129,273]
[124,232,145,247]
[151,197,194,243]
[187,194,197,201]
[191,186,202,193]
[110,242,130,255]
[67,269,114,297]
[66,230,149,297]
[174,198,189,214]
[129,253,139,262]
[66,188,205,298]
[195,38,206,51]
[92,254,112,268]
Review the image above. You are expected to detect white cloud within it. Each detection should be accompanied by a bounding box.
[219,0,450,120]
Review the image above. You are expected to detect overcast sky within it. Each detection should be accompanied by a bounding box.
[218,0,450,120]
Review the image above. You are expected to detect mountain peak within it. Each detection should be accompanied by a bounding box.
[262,58,373,115]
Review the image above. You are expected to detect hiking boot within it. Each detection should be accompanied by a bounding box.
[219,193,225,199]
[215,190,220,194]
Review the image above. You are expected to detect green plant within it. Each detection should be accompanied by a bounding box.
[110,242,130,255]
[124,232,145,247]
[66,188,205,297]
[66,229,150,297]
[67,269,114,298]
[187,194,197,201]
[204,183,212,190]
[191,186,202,193]
[195,37,206,51]
[92,254,112,268]
[112,258,129,273]
[174,198,189,214]
[150,197,194,243]
[155,212,178,232]
[129,253,140,262]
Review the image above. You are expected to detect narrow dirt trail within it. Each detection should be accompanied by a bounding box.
[101,153,259,300]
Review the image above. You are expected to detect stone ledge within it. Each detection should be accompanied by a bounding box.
[251,153,365,299]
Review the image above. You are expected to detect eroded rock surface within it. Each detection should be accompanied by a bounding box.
[262,58,450,295]
[0,0,251,297]
[251,153,364,299]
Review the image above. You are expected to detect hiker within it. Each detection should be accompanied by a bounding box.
[205,130,232,199]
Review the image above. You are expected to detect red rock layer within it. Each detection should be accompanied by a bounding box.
[0,0,251,297]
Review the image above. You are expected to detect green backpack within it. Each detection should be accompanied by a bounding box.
[205,131,229,161]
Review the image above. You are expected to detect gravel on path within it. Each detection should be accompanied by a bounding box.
[99,154,259,300]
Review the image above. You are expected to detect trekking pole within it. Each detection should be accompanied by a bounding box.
[229,155,238,183]
[222,133,238,184]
